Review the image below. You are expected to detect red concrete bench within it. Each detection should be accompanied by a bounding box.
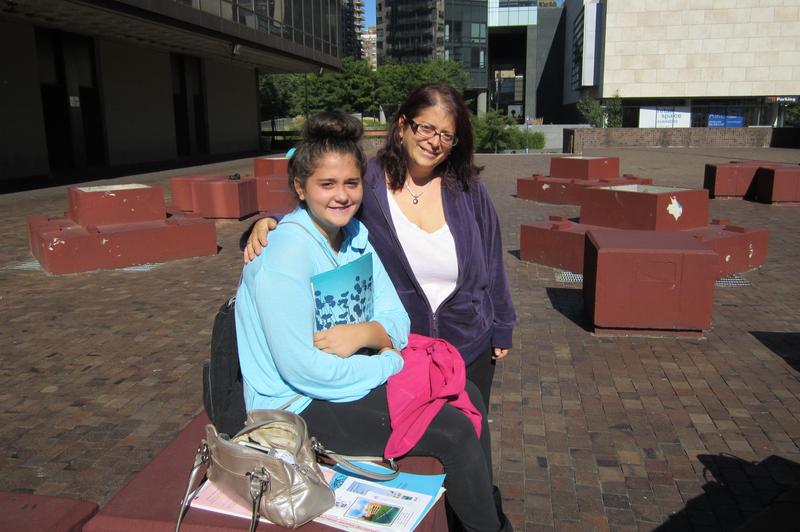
[0,491,97,532]
[584,229,717,337]
[83,412,447,531]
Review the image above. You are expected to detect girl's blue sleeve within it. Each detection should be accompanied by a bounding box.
[368,244,410,351]
[252,267,403,402]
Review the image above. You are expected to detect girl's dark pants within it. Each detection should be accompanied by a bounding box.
[301,380,501,532]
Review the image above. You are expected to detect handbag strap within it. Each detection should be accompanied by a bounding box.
[311,438,399,481]
[174,438,267,532]
[174,442,209,532]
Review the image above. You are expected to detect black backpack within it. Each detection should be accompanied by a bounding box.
[202,296,247,436]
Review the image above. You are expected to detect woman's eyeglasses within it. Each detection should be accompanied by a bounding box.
[403,116,459,147]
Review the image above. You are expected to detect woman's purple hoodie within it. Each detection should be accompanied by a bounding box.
[359,158,516,365]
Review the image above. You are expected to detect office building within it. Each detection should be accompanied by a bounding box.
[363,26,378,69]
[342,0,365,59]
[377,0,488,111]
[1,0,341,184]
[487,0,564,122]
[563,0,800,127]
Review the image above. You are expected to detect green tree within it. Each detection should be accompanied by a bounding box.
[375,61,419,117]
[416,60,470,93]
[259,73,304,120]
[472,111,516,153]
[605,91,623,128]
[576,95,605,127]
[785,102,800,127]
[259,58,471,125]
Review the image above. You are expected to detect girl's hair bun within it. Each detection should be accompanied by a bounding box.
[303,112,363,143]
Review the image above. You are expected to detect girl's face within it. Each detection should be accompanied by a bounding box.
[294,152,363,244]
[399,104,456,177]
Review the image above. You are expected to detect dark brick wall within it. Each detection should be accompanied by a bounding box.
[564,127,774,153]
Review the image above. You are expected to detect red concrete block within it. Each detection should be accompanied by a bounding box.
[169,174,221,212]
[687,220,770,278]
[68,184,165,226]
[584,229,717,334]
[520,217,602,273]
[550,156,620,180]
[516,174,654,206]
[581,184,709,230]
[253,156,290,178]
[752,166,800,204]
[0,491,98,532]
[703,161,795,199]
[516,174,590,205]
[28,214,217,275]
[84,412,447,532]
[245,175,298,215]
[190,176,258,219]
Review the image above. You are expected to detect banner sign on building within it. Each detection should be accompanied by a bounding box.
[708,114,744,128]
[638,106,691,128]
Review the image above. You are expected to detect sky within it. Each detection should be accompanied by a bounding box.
[364,0,376,28]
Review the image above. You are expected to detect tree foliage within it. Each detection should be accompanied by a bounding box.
[576,95,605,128]
[472,111,516,153]
[259,58,471,122]
[577,91,623,128]
[785,102,800,127]
[605,91,623,128]
[508,128,546,150]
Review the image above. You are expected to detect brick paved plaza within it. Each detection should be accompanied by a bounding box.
[1,147,799,531]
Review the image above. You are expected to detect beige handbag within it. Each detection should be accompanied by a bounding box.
[175,408,398,532]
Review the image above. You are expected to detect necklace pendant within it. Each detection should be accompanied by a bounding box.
[412,198,419,205]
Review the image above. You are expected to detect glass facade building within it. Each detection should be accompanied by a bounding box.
[378,0,487,91]
[488,0,537,27]
[176,0,341,57]
[444,0,488,89]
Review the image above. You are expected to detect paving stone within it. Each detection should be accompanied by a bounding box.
[4,148,800,531]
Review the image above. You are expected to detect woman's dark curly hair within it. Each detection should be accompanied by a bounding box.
[378,84,481,192]
[288,112,367,201]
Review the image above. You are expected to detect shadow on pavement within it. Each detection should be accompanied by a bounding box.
[545,287,592,332]
[750,332,800,373]
[654,454,800,532]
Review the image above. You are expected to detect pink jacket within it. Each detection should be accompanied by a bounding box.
[384,334,482,459]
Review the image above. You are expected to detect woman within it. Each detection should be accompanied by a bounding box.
[246,84,516,410]
[237,112,509,531]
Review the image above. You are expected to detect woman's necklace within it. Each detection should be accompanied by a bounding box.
[405,179,432,205]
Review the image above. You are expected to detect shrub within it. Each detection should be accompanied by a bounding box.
[508,128,546,150]
[472,111,516,153]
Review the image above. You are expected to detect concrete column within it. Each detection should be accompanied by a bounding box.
[477,91,487,116]
[525,24,538,120]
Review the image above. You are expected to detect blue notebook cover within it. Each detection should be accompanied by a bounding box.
[311,253,374,331]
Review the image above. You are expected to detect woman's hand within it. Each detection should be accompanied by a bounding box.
[492,347,510,361]
[244,217,278,263]
[314,322,393,358]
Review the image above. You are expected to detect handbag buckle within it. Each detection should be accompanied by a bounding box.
[310,437,326,454]
[248,468,270,500]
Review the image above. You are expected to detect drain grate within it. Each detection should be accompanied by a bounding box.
[715,274,751,287]
[120,264,161,272]
[10,260,42,271]
[556,271,751,287]
[556,271,583,283]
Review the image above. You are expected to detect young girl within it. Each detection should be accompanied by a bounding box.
[235,112,508,531]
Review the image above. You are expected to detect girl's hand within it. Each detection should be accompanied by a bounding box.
[493,347,510,361]
[244,217,278,263]
[313,324,367,358]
